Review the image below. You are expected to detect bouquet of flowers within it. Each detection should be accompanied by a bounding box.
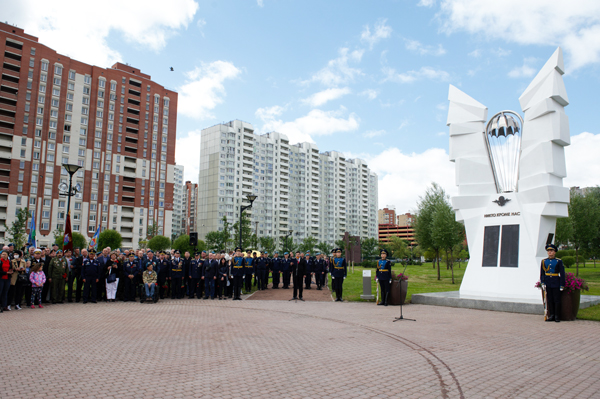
[393,273,408,281]
[564,273,589,294]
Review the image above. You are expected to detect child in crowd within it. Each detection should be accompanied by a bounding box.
[29,263,46,308]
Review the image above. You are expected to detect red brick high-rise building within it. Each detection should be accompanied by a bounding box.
[0,23,177,249]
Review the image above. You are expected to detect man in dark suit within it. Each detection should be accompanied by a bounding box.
[292,251,306,301]
[96,247,111,301]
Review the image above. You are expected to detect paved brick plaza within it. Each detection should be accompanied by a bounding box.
[2,299,599,399]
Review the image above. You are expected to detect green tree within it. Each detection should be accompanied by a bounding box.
[71,232,87,251]
[232,213,253,249]
[279,235,296,254]
[146,221,159,239]
[147,235,171,252]
[6,207,29,250]
[431,199,464,284]
[258,236,276,255]
[564,190,600,276]
[52,225,64,247]
[172,234,205,256]
[360,237,378,259]
[415,183,446,280]
[555,216,572,248]
[388,236,409,259]
[250,233,258,251]
[316,241,332,257]
[205,216,232,251]
[97,229,123,251]
[138,239,148,249]
[298,236,318,253]
[334,239,346,252]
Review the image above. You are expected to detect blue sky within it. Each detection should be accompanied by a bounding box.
[6,0,600,212]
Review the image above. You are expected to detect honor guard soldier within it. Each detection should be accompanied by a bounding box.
[281,252,292,289]
[48,249,68,304]
[331,248,347,302]
[157,251,171,299]
[170,250,184,299]
[376,249,392,306]
[255,252,268,290]
[304,251,313,289]
[243,250,254,292]
[82,250,100,304]
[292,251,306,300]
[271,251,282,289]
[123,253,140,302]
[189,252,202,298]
[231,248,245,300]
[313,253,325,290]
[540,244,565,322]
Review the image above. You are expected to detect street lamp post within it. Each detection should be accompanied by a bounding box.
[58,163,81,225]
[284,229,293,253]
[239,194,257,249]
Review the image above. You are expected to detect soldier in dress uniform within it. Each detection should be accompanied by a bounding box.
[271,251,282,290]
[540,244,565,322]
[82,250,100,304]
[189,252,202,299]
[255,251,268,290]
[231,247,245,300]
[376,249,392,306]
[292,251,306,300]
[170,250,184,299]
[243,250,254,293]
[281,252,292,289]
[304,251,313,289]
[48,249,68,304]
[331,248,347,302]
[313,253,325,290]
[197,251,207,299]
[123,253,140,302]
[157,251,171,299]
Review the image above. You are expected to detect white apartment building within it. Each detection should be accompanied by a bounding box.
[172,165,184,238]
[197,120,377,248]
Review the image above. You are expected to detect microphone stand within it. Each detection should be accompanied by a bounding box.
[393,262,416,322]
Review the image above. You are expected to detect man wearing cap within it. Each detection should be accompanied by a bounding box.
[331,248,347,302]
[271,251,282,290]
[314,253,326,290]
[540,244,566,322]
[376,249,392,306]
[82,250,100,304]
[189,252,202,299]
[304,251,314,289]
[123,253,140,302]
[243,250,254,293]
[7,243,14,260]
[170,250,184,299]
[156,251,171,299]
[255,251,268,290]
[282,252,292,289]
[231,247,245,300]
[48,249,68,304]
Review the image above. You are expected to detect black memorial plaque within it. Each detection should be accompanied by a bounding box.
[500,224,519,267]
[482,225,500,267]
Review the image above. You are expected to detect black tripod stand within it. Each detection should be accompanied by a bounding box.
[393,263,416,322]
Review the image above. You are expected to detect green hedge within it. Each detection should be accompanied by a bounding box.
[562,256,575,268]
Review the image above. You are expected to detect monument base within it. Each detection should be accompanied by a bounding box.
[360,295,375,300]
[411,291,600,315]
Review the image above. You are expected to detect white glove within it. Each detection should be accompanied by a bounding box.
[541,284,546,290]
[560,286,564,291]
[389,280,392,284]
[343,277,346,280]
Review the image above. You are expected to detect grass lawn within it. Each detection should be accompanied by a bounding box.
[338,261,600,322]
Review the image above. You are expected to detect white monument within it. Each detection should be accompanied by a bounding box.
[448,48,570,301]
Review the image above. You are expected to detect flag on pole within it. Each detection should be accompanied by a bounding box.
[63,211,73,252]
[89,226,100,250]
[28,211,36,249]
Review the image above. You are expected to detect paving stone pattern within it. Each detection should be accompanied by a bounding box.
[2,300,599,398]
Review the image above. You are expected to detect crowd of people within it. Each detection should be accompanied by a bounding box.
[0,243,409,310]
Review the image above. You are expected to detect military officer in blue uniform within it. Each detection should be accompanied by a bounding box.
[243,250,254,292]
[376,249,393,306]
[231,247,245,300]
[170,250,184,299]
[540,244,565,322]
[82,250,100,304]
[123,253,140,302]
[282,252,292,289]
[156,251,171,299]
[189,252,202,298]
[331,248,347,302]
[271,251,282,290]
[313,253,325,290]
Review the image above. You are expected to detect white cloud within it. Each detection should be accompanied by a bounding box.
[302,87,351,107]
[4,0,198,67]
[360,89,378,100]
[364,130,386,138]
[405,39,446,56]
[367,147,457,211]
[306,48,364,87]
[398,120,410,130]
[383,66,450,83]
[361,19,393,49]
[468,49,481,58]
[256,108,360,144]
[175,129,202,183]
[438,0,600,70]
[178,61,241,119]
[418,0,437,7]
[436,103,448,111]
[508,57,539,78]
[564,132,600,188]
[257,0,264,7]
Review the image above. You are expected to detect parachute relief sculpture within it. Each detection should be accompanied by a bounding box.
[448,48,570,301]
